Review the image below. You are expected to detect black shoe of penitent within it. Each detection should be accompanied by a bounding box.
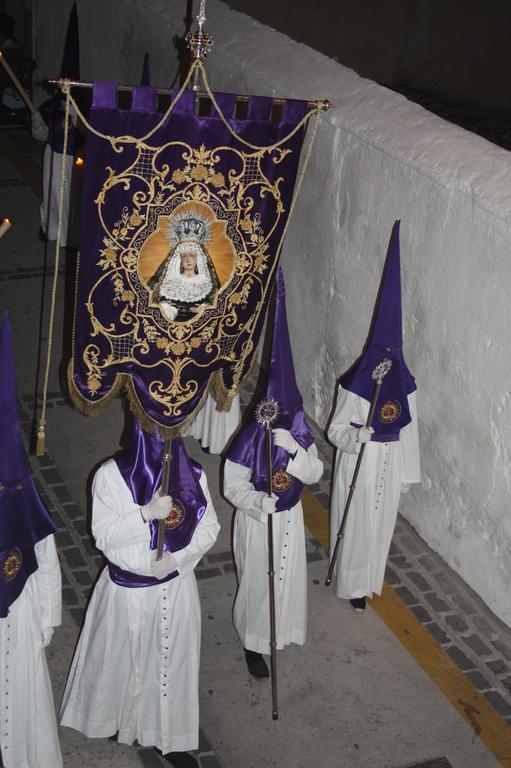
[155,749,199,768]
[350,597,366,612]
[244,648,270,678]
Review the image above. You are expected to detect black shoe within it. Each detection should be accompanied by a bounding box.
[155,749,198,768]
[38,226,48,243]
[244,648,270,678]
[350,597,366,613]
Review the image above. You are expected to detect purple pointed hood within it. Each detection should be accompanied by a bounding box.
[0,312,57,617]
[60,2,80,81]
[115,419,206,554]
[225,269,314,509]
[140,52,151,86]
[340,221,416,435]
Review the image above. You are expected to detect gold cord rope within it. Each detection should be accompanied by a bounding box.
[36,84,71,455]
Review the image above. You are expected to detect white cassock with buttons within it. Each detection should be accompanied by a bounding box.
[60,459,219,754]
[0,536,62,768]
[224,443,323,655]
[328,386,420,600]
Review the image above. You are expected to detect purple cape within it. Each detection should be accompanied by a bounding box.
[115,420,206,558]
[340,220,416,436]
[0,312,57,617]
[225,268,313,511]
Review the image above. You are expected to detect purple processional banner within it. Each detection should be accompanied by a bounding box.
[68,82,314,435]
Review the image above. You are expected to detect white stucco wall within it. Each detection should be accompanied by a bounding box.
[34,0,511,625]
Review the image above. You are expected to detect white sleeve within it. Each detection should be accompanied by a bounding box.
[286,443,323,485]
[327,386,361,454]
[400,391,421,484]
[172,472,220,577]
[91,462,153,575]
[223,459,266,520]
[34,535,62,632]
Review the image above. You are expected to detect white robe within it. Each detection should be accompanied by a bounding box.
[328,387,420,599]
[185,393,240,454]
[224,445,323,654]
[0,535,62,768]
[60,459,220,754]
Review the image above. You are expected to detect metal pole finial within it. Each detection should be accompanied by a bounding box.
[186,0,214,91]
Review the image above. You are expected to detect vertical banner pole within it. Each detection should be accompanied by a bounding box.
[157,437,172,560]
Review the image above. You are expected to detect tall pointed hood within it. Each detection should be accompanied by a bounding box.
[0,312,57,617]
[60,2,80,80]
[225,268,314,510]
[340,220,416,436]
[115,418,206,556]
[140,52,151,86]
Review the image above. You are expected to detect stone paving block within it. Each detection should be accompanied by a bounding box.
[408,571,432,592]
[62,586,79,605]
[74,569,93,586]
[411,605,432,624]
[435,571,458,595]
[486,659,508,675]
[419,555,437,572]
[41,467,63,484]
[49,510,64,528]
[37,454,54,468]
[400,535,424,555]
[384,565,401,585]
[73,518,88,536]
[445,614,468,633]
[472,615,498,638]
[70,607,84,626]
[64,546,86,568]
[53,484,73,503]
[81,538,98,556]
[196,568,222,580]
[424,593,450,613]
[502,677,511,694]
[207,550,232,563]
[446,645,475,671]
[390,555,413,569]
[55,531,74,548]
[61,503,83,519]
[453,593,478,616]
[388,541,402,556]
[395,586,418,606]
[462,634,492,656]
[223,563,235,574]
[309,482,321,492]
[483,690,511,717]
[198,729,212,752]
[466,670,491,691]
[491,639,511,661]
[306,552,325,562]
[425,623,450,645]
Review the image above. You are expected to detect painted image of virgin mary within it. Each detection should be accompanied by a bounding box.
[148,212,220,322]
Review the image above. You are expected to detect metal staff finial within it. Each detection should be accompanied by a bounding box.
[186,0,214,92]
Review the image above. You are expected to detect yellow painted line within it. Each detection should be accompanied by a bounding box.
[302,487,511,768]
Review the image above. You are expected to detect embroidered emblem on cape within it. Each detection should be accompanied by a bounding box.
[272,469,294,493]
[165,499,185,529]
[2,548,22,581]
[379,400,402,423]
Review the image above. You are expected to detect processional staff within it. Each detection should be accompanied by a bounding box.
[255,396,280,720]
[325,358,392,587]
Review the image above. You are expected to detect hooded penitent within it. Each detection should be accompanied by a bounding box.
[339,220,416,439]
[113,419,206,586]
[39,1,82,155]
[0,312,57,617]
[225,267,314,511]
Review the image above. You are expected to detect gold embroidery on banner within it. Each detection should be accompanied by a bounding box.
[379,400,402,424]
[165,500,185,529]
[2,548,22,581]
[70,131,300,430]
[272,469,294,493]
